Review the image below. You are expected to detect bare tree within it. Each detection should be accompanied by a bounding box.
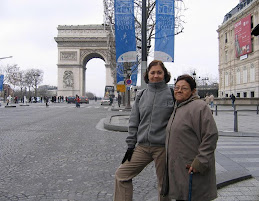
[17,70,26,98]
[24,69,43,97]
[4,64,21,96]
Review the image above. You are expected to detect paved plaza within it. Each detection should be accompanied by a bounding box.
[0,101,259,200]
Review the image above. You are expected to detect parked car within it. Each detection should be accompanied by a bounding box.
[67,96,76,103]
[67,96,89,104]
[101,97,111,105]
[80,96,89,104]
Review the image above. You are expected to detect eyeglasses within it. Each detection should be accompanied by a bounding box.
[174,86,190,91]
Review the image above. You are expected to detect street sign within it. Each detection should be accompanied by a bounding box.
[126,79,132,85]
[117,84,126,92]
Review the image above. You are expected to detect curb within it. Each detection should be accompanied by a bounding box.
[217,174,252,189]
[103,115,129,132]
[5,105,16,108]
[111,106,132,112]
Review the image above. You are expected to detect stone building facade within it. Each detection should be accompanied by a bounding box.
[217,0,259,98]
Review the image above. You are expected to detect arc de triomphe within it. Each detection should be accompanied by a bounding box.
[54,24,115,97]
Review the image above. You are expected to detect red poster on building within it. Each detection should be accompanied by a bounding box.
[234,14,252,58]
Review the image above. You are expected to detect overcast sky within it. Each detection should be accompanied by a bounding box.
[0,0,239,97]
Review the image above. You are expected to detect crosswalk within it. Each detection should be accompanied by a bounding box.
[216,136,259,177]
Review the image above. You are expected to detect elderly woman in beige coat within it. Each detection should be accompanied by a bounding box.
[162,74,218,201]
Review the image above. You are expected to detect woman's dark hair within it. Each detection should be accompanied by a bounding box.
[175,74,196,90]
[143,60,171,83]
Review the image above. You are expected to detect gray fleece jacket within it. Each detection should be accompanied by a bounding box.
[126,81,174,148]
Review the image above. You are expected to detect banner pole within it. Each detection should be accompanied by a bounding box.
[141,0,147,89]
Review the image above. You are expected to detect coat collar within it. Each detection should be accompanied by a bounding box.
[175,94,200,108]
[147,80,167,92]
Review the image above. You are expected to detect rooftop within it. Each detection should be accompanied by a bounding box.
[223,0,255,23]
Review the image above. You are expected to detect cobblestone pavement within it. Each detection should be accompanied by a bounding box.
[0,102,259,201]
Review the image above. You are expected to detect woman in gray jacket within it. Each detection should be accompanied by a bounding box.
[162,74,218,201]
[114,60,174,201]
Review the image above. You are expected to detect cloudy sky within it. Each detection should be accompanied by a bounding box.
[0,0,238,97]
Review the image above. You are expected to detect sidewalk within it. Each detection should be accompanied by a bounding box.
[105,103,259,200]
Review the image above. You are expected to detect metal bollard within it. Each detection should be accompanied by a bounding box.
[234,110,238,132]
[215,105,218,116]
[257,105,259,115]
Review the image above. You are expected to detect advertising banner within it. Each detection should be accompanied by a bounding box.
[114,0,137,62]
[130,62,138,86]
[154,0,175,62]
[234,14,252,58]
[116,62,125,92]
[0,75,4,91]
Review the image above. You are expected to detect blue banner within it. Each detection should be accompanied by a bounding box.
[114,0,137,62]
[0,75,4,91]
[116,62,125,86]
[130,62,138,86]
[155,0,175,62]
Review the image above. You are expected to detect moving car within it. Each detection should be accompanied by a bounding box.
[101,97,111,105]
[67,96,89,104]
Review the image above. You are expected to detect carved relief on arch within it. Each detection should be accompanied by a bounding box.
[63,71,74,88]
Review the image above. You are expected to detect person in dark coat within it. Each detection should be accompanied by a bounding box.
[162,74,218,201]
[117,94,122,107]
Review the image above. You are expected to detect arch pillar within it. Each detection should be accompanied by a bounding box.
[105,64,114,86]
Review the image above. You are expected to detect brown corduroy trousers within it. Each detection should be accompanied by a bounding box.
[114,145,170,201]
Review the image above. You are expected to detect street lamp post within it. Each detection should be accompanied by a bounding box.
[192,71,196,81]
[202,77,209,97]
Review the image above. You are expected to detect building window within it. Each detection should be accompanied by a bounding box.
[243,67,247,83]
[250,64,255,82]
[237,93,240,97]
[225,32,228,43]
[251,91,254,98]
[225,51,228,63]
[236,69,241,84]
[225,72,229,86]
[243,92,247,98]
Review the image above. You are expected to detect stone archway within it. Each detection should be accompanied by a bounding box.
[54,25,115,97]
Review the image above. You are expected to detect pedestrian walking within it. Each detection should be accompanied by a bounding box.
[209,94,214,108]
[230,94,236,108]
[45,96,49,107]
[117,94,122,107]
[161,74,218,201]
[204,94,210,105]
[109,96,113,106]
[6,95,12,106]
[75,95,80,108]
[114,60,174,201]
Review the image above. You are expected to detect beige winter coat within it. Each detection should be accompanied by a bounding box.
[164,95,218,201]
